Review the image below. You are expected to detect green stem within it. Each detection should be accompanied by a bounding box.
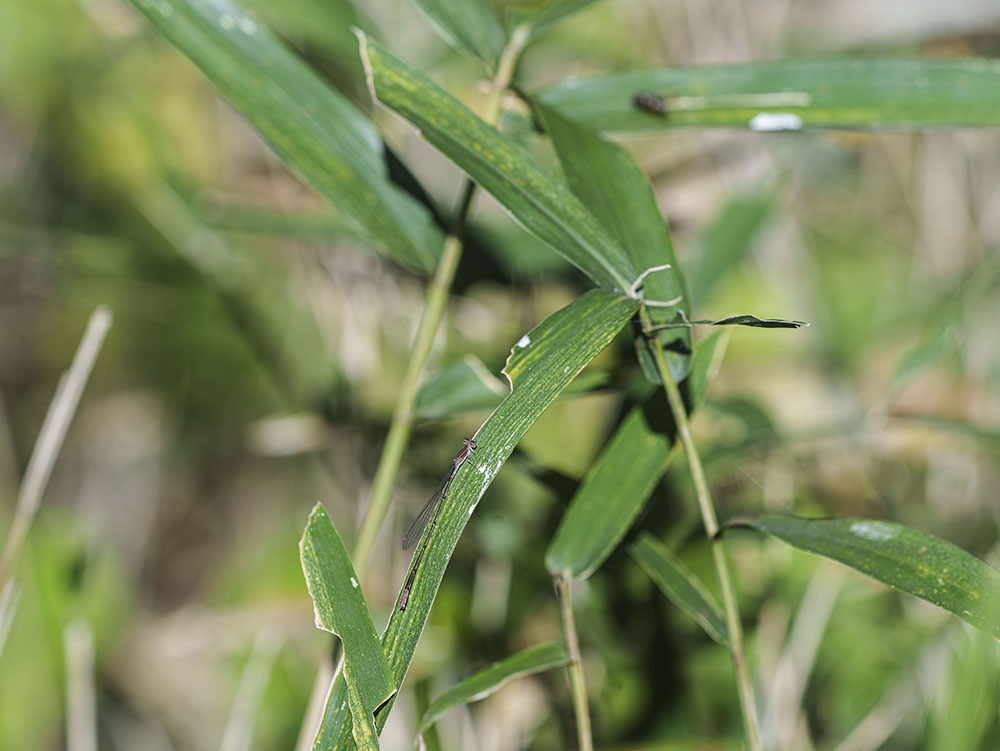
[557,576,593,751]
[638,306,762,751]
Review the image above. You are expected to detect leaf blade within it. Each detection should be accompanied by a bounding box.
[299,505,395,747]
[413,0,506,67]
[725,514,1000,638]
[537,59,1000,132]
[419,643,571,733]
[358,31,637,292]
[544,332,727,579]
[127,0,442,273]
[534,102,691,381]
[630,534,728,645]
[313,290,640,748]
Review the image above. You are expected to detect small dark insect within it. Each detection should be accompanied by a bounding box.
[632,91,668,116]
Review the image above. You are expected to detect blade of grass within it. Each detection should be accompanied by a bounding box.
[534,102,691,381]
[358,31,638,293]
[537,59,1000,132]
[300,505,396,748]
[127,0,442,273]
[313,289,639,749]
[545,332,727,580]
[413,0,506,67]
[0,307,112,635]
[724,514,1000,638]
[419,643,570,733]
[630,534,728,645]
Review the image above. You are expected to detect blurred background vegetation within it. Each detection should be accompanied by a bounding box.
[2,0,1000,749]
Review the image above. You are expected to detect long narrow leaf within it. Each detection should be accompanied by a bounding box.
[545,332,727,579]
[537,59,1000,132]
[357,32,637,293]
[419,643,571,733]
[313,289,639,749]
[725,514,1000,638]
[128,0,442,273]
[413,0,506,67]
[630,534,727,645]
[535,102,691,381]
[300,505,395,749]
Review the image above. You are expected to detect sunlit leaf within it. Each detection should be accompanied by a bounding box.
[725,514,1000,638]
[313,290,639,748]
[299,505,395,749]
[535,102,691,382]
[358,31,637,292]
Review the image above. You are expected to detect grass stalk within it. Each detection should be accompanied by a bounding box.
[639,305,762,751]
[557,576,593,751]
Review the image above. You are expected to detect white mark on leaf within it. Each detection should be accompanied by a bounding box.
[749,112,803,132]
[517,335,531,348]
[850,520,897,542]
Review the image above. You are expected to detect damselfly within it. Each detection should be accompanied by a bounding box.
[399,438,478,611]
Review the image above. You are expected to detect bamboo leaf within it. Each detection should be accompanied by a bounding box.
[413,0,506,67]
[312,290,638,749]
[127,0,442,273]
[419,643,571,733]
[537,59,1000,132]
[725,514,1000,638]
[299,505,395,749]
[357,32,637,292]
[545,332,727,579]
[534,102,691,382]
[630,534,727,645]
[507,0,605,39]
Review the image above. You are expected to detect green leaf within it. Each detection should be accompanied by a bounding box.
[534,102,691,382]
[691,194,772,305]
[507,0,605,39]
[630,534,727,645]
[357,32,637,292]
[725,514,1000,638]
[313,289,639,749]
[414,356,507,419]
[545,332,727,579]
[127,0,442,274]
[537,59,1000,132]
[413,0,506,67]
[299,505,395,749]
[419,643,570,733]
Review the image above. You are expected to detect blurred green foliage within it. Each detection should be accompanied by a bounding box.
[2,0,999,748]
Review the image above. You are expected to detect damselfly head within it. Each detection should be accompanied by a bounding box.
[464,438,478,450]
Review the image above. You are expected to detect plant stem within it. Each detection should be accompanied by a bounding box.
[639,305,762,751]
[351,22,532,575]
[557,576,593,751]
